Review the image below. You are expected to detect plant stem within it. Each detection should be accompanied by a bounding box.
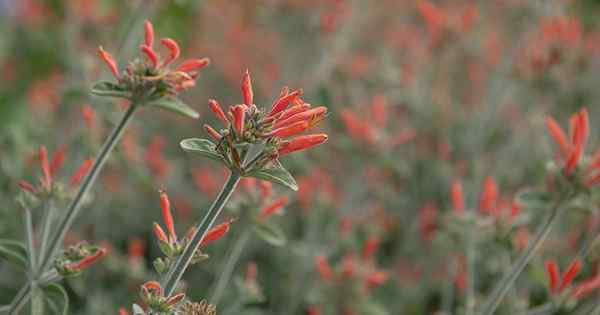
[36,201,53,272]
[8,103,138,315]
[23,208,36,273]
[210,228,251,305]
[30,285,44,315]
[161,171,242,297]
[478,197,568,315]
[466,229,476,315]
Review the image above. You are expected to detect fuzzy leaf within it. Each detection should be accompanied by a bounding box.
[132,304,145,315]
[516,189,552,209]
[90,81,130,99]
[253,221,286,247]
[247,161,298,191]
[0,239,27,270]
[43,283,69,315]
[180,138,224,162]
[149,97,199,119]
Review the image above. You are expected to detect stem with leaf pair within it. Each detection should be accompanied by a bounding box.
[478,192,572,315]
[161,171,242,297]
[7,103,138,315]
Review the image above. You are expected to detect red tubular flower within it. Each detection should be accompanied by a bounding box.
[546,108,590,176]
[260,196,289,219]
[18,180,37,194]
[259,181,273,199]
[269,89,303,117]
[177,58,210,72]
[479,177,498,214]
[572,273,600,299]
[278,134,328,156]
[98,47,120,79]
[49,146,66,176]
[82,105,96,130]
[231,105,246,136]
[159,191,177,241]
[119,308,130,315]
[160,38,180,66]
[362,236,380,261]
[208,99,229,125]
[144,20,154,47]
[153,222,168,243]
[39,146,52,189]
[246,261,258,284]
[315,255,333,282]
[277,103,312,121]
[545,117,571,156]
[69,159,93,187]
[273,106,327,129]
[204,124,222,141]
[67,248,107,270]
[140,45,159,68]
[269,121,310,138]
[451,179,465,214]
[242,70,253,106]
[341,254,355,278]
[365,270,390,289]
[142,281,164,296]
[166,293,186,306]
[200,219,233,246]
[559,259,582,291]
[545,260,560,293]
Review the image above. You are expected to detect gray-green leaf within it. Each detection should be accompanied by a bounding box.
[180,138,224,162]
[0,239,27,270]
[43,283,69,315]
[253,222,286,247]
[246,161,298,191]
[149,97,199,119]
[90,81,130,99]
[516,189,552,210]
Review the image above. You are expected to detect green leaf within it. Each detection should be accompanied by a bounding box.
[253,221,286,247]
[180,138,224,162]
[149,97,199,119]
[246,161,298,191]
[132,304,146,315]
[90,81,130,99]
[516,189,552,209]
[0,239,27,270]
[43,283,69,315]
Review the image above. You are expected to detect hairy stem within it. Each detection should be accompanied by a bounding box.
[161,171,241,297]
[478,196,569,315]
[36,201,53,272]
[210,228,251,305]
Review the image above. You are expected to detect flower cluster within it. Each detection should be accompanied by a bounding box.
[311,237,390,314]
[53,242,107,277]
[200,71,328,174]
[152,190,232,273]
[96,20,209,114]
[545,259,600,305]
[545,108,600,187]
[18,145,92,198]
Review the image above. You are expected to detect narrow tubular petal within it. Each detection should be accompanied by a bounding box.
[144,20,155,47]
[545,116,570,156]
[559,259,582,292]
[98,46,120,79]
[545,260,560,293]
[242,70,253,106]
[161,38,180,66]
[160,191,177,241]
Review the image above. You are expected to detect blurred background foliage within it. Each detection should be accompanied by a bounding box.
[2,0,600,314]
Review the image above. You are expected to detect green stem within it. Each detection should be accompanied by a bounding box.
[23,208,36,273]
[36,201,54,273]
[210,228,251,305]
[30,285,44,315]
[478,197,568,315]
[161,171,242,297]
[8,103,138,315]
[466,230,476,315]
